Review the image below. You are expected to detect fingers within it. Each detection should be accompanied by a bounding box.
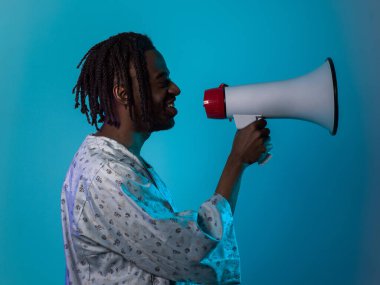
[260,127,270,138]
[258,127,271,153]
[239,118,267,132]
[259,140,271,154]
[251,128,270,142]
[264,139,272,152]
[256,138,267,153]
[253,118,267,129]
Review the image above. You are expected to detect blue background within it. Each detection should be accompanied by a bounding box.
[1,0,379,284]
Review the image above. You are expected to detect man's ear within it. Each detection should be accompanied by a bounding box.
[113,85,128,105]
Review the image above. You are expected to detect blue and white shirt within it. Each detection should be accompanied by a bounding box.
[61,134,241,284]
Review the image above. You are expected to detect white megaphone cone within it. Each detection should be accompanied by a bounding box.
[203,57,339,165]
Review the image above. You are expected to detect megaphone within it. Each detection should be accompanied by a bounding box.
[203,57,339,164]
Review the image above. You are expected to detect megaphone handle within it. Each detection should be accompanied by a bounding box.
[233,114,262,129]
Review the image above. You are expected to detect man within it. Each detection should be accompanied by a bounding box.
[61,32,270,284]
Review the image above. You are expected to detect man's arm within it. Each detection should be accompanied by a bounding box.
[215,118,269,215]
[215,154,246,215]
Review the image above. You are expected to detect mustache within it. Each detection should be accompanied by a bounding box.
[164,96,176,103]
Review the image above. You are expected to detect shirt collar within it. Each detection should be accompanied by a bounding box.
[85,134,152,170]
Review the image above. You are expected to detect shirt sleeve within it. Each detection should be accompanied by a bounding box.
[77,161,241,284]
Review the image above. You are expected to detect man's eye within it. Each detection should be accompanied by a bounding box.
[159,79,170,88]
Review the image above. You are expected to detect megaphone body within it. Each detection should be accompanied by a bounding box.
[203,58,339,164]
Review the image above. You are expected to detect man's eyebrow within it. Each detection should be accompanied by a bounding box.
[155,71,170,80]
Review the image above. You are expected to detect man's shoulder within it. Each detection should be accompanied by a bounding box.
[62,134,149,196]
[81,135,140,178]
[81,153,144,190]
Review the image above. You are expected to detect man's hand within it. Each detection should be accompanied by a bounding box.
[230,118,270,165]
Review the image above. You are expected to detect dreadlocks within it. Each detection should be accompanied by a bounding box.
[72,32,156,131]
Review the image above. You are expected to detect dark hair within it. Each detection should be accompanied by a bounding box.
[72,32,156,131]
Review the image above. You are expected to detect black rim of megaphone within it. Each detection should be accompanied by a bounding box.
[326,57,338,135]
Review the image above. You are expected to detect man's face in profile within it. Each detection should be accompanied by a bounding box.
[126,49,181,133]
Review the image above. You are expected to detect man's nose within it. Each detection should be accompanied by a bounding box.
[169,80,181,96]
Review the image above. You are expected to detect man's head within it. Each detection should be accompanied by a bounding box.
[73,32,180,132]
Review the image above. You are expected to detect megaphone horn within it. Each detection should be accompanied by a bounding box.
[203,57,339,136]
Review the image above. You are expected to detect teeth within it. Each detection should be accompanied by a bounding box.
[167,103,174,108]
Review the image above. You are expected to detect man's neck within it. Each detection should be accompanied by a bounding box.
[93,123,150,157]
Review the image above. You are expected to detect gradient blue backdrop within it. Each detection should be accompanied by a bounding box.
[1,0,379,284]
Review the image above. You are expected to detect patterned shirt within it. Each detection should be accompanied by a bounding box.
[61,134,241,284]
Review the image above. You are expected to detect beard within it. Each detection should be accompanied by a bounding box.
[132,107,175,133]
[149,111,175,132]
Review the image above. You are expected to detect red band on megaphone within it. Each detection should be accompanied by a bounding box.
[203,83,228,119]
